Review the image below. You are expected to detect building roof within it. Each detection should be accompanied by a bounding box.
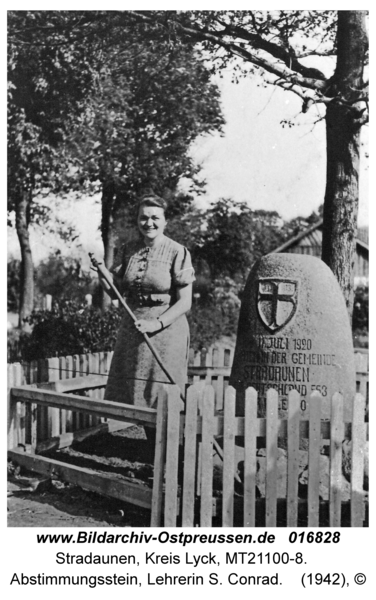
[273,219,369,254]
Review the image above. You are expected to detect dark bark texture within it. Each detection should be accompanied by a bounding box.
[15,190,34,328]
[101,182,117,310]
[322,11,368,318]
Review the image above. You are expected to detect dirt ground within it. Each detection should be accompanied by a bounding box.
[7,426,153,528]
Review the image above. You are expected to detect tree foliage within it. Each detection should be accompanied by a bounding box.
[280,205,322,240]
[193,198,284,280]
[71,37,224,199]
[8,11,102,213]
[35,252,95,305]
[8,11,105,324]
[125,10,367,117]
[67,25,225,303]
[352,285,368,331]
[7,259,21,312]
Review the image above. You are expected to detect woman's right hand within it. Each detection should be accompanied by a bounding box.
[134,319,162,334]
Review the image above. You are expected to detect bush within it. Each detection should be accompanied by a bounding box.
[352,285,368,331]
[7,327,23,363]
[188,276,241,351]
[352,285,368,349]
[12,276,243,361]
[34,252,96,308]
[19,302,122,361]
[7,259,21,312]
[188,304,239,352]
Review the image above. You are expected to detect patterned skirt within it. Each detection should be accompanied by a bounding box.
[104,303,189,408]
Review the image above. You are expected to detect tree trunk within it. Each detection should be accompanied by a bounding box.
[322,104,360,319]
[15,189,34,328]
[100,182,116,310]
[321,11,368,320]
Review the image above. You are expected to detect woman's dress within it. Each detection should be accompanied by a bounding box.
[104,235,195,407]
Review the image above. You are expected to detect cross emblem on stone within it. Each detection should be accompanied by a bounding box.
[257,279,298,332]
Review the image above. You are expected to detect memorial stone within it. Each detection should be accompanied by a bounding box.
[230,254,356,419]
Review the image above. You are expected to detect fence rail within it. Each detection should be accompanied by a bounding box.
[7,353,113,447]
[8,384,155,510]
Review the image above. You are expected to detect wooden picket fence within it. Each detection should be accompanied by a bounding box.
[7,353,114,450]
[7,345,369,527]
[151,384,368,527]
[7,345,368,445]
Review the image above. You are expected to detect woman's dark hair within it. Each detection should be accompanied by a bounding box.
[137,192,167,214]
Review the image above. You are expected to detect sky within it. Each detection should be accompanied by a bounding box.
[197,74,369,224]
[6,14,369,266]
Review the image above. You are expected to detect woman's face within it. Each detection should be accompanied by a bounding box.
[137,205,166,242]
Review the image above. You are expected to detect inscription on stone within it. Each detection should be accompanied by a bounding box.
[230,254,356,418]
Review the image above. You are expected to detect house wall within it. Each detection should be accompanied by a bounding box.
[285,230,368,280]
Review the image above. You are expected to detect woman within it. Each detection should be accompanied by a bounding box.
[101,193,195,409]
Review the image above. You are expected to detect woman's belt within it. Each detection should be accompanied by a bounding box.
[126,293,171,307]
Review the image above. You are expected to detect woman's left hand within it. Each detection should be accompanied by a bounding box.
[134,319,162,334]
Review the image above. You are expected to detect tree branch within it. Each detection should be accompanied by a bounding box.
[125,11,329,93]
[211,20,327,81]
[357,113,369,127]
[296,50,337,58]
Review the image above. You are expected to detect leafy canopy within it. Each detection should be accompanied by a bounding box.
[68,25,224,212]
[8,11,104,220]
[124,10,368,123]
